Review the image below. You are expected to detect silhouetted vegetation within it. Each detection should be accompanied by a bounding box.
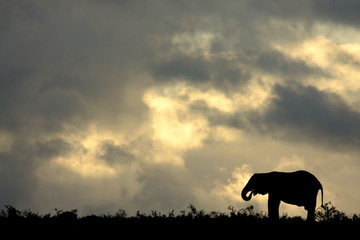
[1,202,359,225]
[1,202,359,238]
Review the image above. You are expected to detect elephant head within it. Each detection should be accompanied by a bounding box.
[241,173,269,201]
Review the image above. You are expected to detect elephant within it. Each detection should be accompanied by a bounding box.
[241,170,324,221]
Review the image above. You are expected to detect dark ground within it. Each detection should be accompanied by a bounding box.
[1,203,359,237]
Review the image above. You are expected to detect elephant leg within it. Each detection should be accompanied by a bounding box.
[268,194,280,220]
[306,203,316,222]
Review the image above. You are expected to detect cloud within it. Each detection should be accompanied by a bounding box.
[314,0,360,27]
[273,35,360,109]
[98,140,135,165]
[213,164,254,203]
[247,0,360,29]
[35,138,72,160]
[264,84,360,150]
[153,54,211,82]
[133,164,196,212]
[0,140,37,207]
[255,49,327,80]
[143,83,243,165]
[152,51,251,92]
[1,0,360,217]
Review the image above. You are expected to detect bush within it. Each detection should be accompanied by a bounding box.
[315,202,349,223]
[0,202,358,225]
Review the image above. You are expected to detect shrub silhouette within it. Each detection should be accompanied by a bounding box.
[1,205,22,220]
[0,202,359,225]
[54,208,78,222]
[315,202,360,223]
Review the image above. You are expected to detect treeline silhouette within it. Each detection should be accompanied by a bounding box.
[1,202,359,224]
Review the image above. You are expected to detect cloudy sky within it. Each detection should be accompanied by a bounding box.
[1,0,360,217]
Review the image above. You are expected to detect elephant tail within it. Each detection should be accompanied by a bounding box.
[320,184,325,209]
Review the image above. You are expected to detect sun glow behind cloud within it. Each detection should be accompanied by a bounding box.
[41,128,121,179]
[143,83,242,166]
[144,87,208,151]
[53,151,116,178]
[213,164,254,203]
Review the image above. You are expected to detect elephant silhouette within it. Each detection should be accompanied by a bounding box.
[241,170,324,221]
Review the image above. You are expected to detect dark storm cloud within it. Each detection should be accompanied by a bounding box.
[248,0,360,28]
[0,0,170,132]
[152,53,251,92]
[153,54,210,82]
[133,164,195,211]
[35,138,72,160]
[209,55,252,92]
[99,140,135,165]
[264,84,360,149]
[0,140,36,207]
[188,82,360,151]
[189,100,245,130]
[255,49,327,80]
[314,0,360,27]
[0,137,72,207]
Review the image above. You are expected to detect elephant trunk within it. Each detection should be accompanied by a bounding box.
[241,185,253,201]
